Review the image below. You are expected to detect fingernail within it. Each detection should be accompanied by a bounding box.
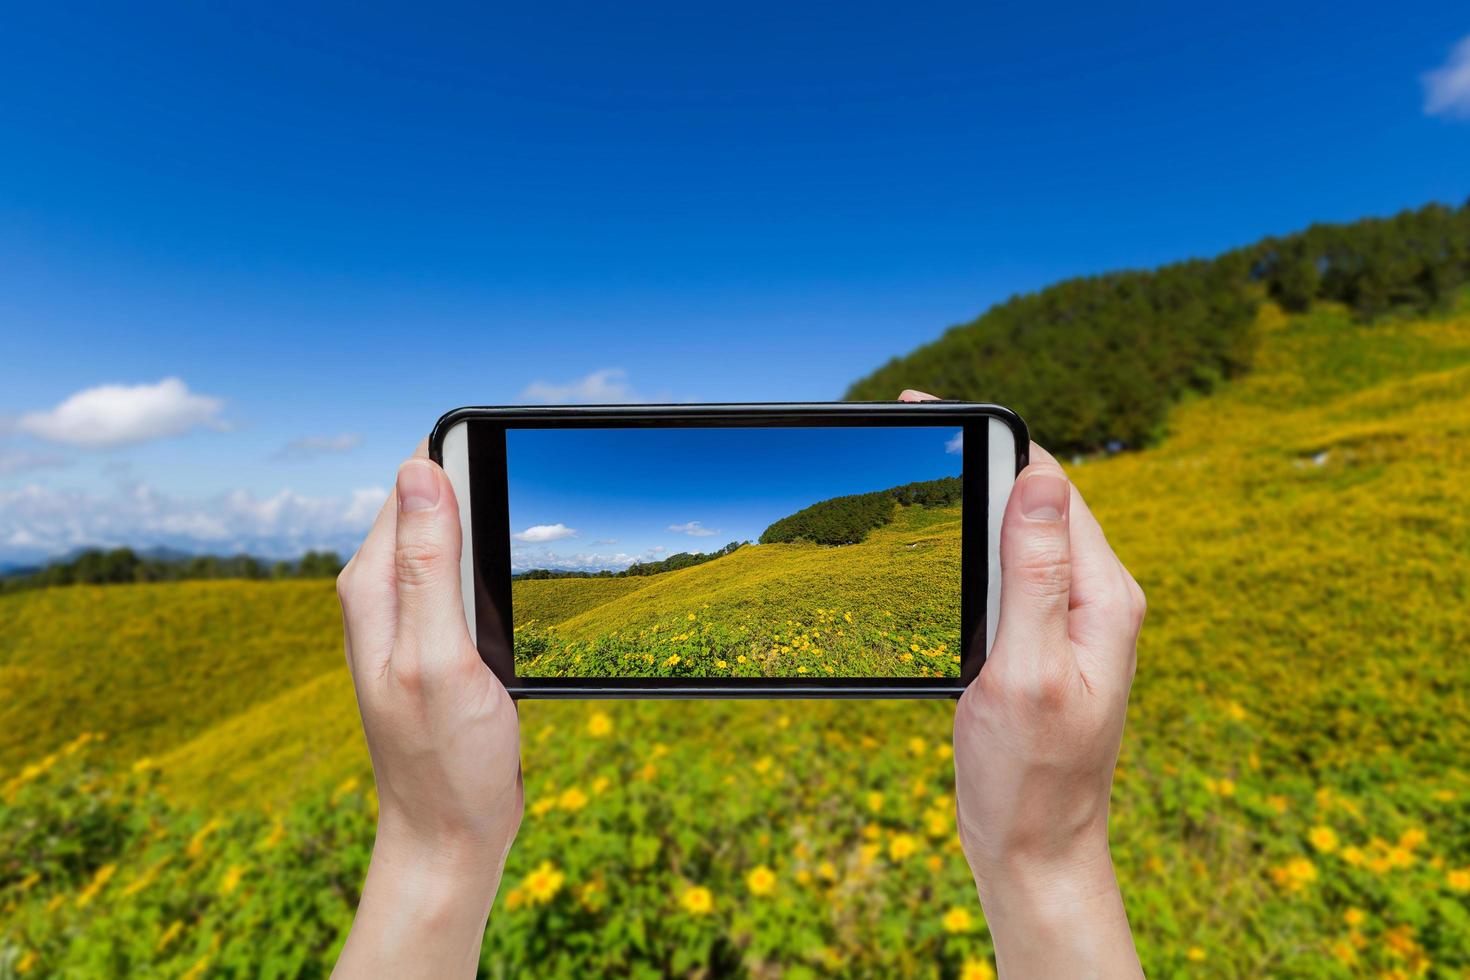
[397,460,440,513]
[1019,472,1068,521]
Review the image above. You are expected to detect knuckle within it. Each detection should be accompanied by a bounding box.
[394,542,442,584]
[1016,552,1072,599]
[335,567,355,607]
[390,655,426,694]
[1012,664,1072,712]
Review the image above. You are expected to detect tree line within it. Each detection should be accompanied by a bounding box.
[515,541,746,580]
[0,547,344,594]
[846,200,1470,453]
[760,476,961,546]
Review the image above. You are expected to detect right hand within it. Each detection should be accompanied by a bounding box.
[953,441,1146,977]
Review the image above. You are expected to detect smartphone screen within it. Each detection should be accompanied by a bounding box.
[436,405,1024,697]
[505,426,963,680]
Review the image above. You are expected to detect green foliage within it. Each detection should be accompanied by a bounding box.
[4,304,1470,975]
[846,199,1470,453]
[759,477,961,546]
[0,548,343,594]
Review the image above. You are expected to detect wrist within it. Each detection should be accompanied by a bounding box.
[370,812,515,904]
[968,843,1142,979]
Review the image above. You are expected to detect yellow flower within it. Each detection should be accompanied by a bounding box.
[817,860,838,881]
[186,817,223,859]
[531,797,556,817]
[1447,868,1470,892]
[663,654,681,667]
[258,819,287,851]
[1344,907,1366,927]
[76,863,116,908]
[866,791,884,813]
[1341,845,1364,866]
[592,775,611,795]
[908,737,927,756]
[1330,940,1357,966]
[586,712,613,737]
[746,865,777,896]
[715,659,728,669]
[942,906,973,933]
[557,786,588,811]
[1186,947,1207,962]
[680,885,713,915]
[1308,825,1339,853]
[218,864,245,897]
[1225,701,1247,721]
[737,655,748,664]
[1266,795,1289,814]
[521,860,565,905]
[1398,827,1426,850]
[960,958,995,980]
[888,834,919,861]
[687,612,696,621]
[16,950,37,975]
[1287,857,1317,886]
[180,956,211,980]
[909,644,920,652]
[1386,846,1414,869]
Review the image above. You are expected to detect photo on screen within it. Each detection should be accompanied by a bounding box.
[506,426,963,679]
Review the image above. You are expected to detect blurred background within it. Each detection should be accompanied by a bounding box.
[2,2,1468,976]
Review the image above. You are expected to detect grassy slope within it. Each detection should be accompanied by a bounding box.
[514,505,961,678]
[0,580,342,773]
[511,576,654,627]
[4,302,1470,972]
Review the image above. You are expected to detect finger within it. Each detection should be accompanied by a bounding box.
[392,456,473,670]
[897,389,941,402]
[991,456,1074,677]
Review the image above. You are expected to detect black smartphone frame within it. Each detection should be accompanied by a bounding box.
[429,402,1028,699]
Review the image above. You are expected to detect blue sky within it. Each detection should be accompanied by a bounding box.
[1,1,1468,563]
[506,426,962,572]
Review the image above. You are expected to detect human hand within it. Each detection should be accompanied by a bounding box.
[899,390,1144,978]
[333,442,522,979]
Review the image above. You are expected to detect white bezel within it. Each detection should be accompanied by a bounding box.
[440,421,476,641]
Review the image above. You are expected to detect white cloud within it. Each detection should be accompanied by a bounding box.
[275,433,362,460]
[668,520,718,537]
[0,452,71,477]
[592,537,619,545]
[509,547,641,574]
[647,545,667,554]
[945,430,963,454]
[512,522,578,543]
[1424,35,1470,118]
[16,378,226,449]
[0,480,386,563]
[520,368,644,404]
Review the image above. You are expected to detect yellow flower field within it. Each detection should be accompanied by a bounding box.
[2,302,1469,976]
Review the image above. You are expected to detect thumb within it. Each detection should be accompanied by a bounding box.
[392,457,472,659]
[992,461,1074,669]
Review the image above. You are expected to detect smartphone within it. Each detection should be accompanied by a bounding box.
[429,402,1027,698]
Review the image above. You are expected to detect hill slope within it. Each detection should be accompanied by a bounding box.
[3,301,1470,974]
[847,201,1470,453]
[514,504,961,678]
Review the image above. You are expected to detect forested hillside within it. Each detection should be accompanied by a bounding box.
[847,201,1470,452]
[759,476,962,545]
